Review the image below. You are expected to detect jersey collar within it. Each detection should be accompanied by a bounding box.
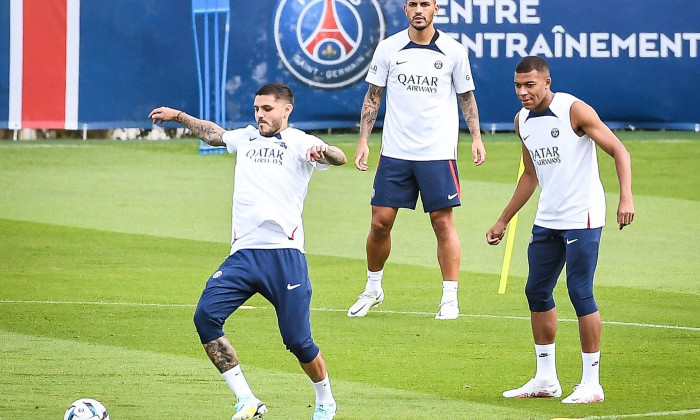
[401,30,444,54]
[525,107,558,121]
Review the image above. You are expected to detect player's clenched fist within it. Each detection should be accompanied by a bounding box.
[486,222,506,245]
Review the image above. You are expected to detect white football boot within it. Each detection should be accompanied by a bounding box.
[502,378,562,398]
[435,300,459,320]
[562,382,605,404]
[347,290,384,317]
[311,401,337,420]
[232,396,267,419]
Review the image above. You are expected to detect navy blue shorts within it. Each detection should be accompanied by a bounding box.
[371,156,461,213]
[525,225,602,317]
[193,248,319,363]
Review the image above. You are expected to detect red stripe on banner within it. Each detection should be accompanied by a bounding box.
[22,0,67,128]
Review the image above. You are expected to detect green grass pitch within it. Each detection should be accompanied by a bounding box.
[0,131,698,419]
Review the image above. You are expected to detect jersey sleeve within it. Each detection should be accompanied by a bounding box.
[452,47,476,94]
[222,125,256,154]
[365,40,389,87]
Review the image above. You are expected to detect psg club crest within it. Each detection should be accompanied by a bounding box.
[274,0,385,89]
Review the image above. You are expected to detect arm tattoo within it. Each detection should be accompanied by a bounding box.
[321,146,347,166]
[203,337,239,373]
[359,85,384,140]
[457,91,482,136]
[181,114,225,147]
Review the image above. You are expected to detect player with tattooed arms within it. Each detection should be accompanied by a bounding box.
[348,0,485,320]
[150,82,346,420]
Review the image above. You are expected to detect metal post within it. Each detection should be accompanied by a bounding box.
[192,0,230,154]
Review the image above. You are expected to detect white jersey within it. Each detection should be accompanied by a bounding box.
[366,29,475,161]
[518,92,606,229]
[222,125,329,254]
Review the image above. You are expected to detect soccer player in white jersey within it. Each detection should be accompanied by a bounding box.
[486,56,635,404]
[348,0,485,320]
[149,83,346,420]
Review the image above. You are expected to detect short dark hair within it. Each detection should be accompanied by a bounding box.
[515,56,550,75]
[255,82,294,106]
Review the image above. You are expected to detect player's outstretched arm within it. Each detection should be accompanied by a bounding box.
[149,106,225,147]
[307,144,347,166]
[355,84,384,171]
[457,91,485,165]
[571,101,634,230]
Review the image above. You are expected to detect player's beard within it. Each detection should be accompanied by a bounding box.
[409,15,432,31]
[258,120,280,137]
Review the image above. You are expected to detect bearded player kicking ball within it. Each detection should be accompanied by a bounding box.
[487,56,634,404]
[150,83,346,420]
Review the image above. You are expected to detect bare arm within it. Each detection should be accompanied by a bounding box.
[149,106,225,147]
[457,91,485,165]
[355,84,385,171]
[571,101,634,230]
[306,144,347,166]
[486,113,538,245]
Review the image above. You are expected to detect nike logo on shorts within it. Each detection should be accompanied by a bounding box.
[566,238,578,245]
[287,283,301,290]
[448,193,459,200]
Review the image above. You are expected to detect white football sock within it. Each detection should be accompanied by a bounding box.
[312,373,335,404]
[364,269,383,295]
[440,280,458,303]
[222,365,254,399]
[533,343,558,383]
[581,351,601,385]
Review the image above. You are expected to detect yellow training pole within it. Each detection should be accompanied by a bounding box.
[498,157,525,294]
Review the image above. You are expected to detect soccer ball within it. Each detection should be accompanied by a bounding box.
[64,398,110,420]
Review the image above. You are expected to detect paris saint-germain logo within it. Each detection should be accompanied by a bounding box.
[551,128,560,138]
[274,0,385,89]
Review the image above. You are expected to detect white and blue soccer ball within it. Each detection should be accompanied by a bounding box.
[64,398,110,420]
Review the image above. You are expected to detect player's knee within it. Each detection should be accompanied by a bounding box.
[193,305,224,344]
[370,217,392,237]
[568,287,598,317]
[525,284,555,312]
[430,216,456,239]
[285,338,319,364]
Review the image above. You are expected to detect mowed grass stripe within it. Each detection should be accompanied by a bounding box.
[582,408,700,419]
[1,137,699,293]
[0,331,536,420]
[2,217,698,326]
[2,299,699,332]
[2,299,697,419]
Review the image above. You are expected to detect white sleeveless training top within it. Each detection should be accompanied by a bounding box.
[518,92,606,229]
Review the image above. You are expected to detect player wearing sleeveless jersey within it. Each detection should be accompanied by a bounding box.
[486,56,635,404]
[348,0,485,320]
[149,83,346,420]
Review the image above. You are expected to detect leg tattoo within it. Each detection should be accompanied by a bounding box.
[203,336,239,373]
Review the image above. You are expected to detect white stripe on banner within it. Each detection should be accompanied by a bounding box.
[64,0,80,130]
[8,0,23,130]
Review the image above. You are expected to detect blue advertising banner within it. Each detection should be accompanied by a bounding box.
[1,0,698,131]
